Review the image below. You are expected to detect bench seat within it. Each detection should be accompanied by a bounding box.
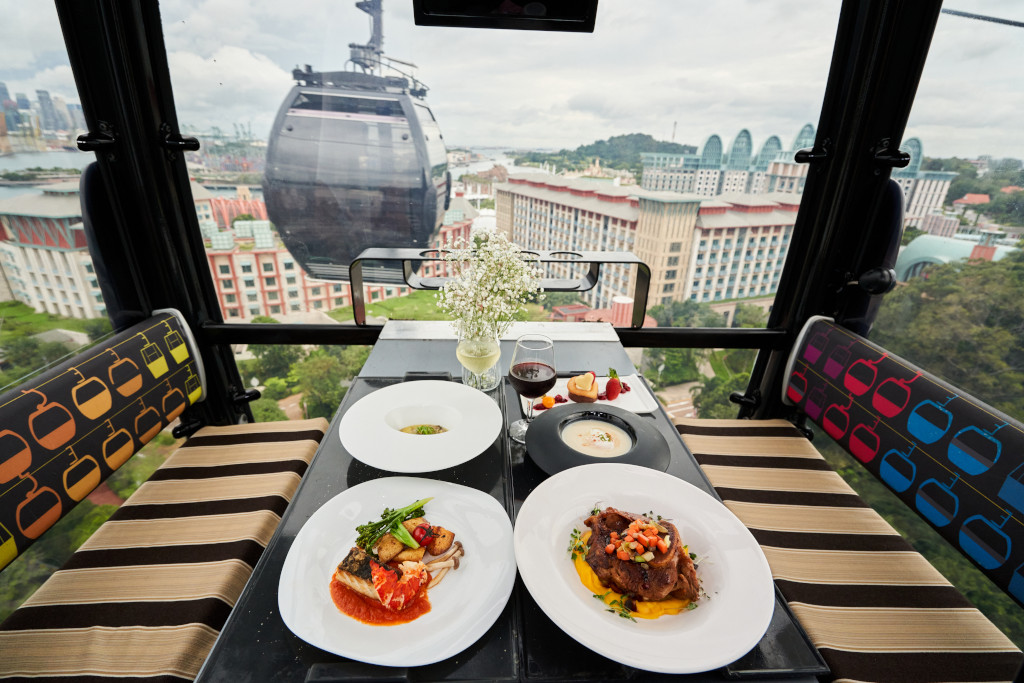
[675,418,1022,683]
[0,418,328,682]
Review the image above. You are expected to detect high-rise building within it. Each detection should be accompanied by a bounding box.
[891,138,958,228]
[35,90,60,132]
[0,82,10,104]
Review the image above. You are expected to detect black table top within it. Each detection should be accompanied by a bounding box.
[196,337,827,682]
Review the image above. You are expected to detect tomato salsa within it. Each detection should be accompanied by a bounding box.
[329,577,431,625]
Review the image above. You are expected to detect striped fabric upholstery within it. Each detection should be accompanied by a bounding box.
[676,418,1023,683]
[0,418,328,682]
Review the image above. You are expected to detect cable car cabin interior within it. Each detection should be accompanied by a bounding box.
[0,0,1022,681]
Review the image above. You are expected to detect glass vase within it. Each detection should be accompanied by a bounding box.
[456,331,501,392]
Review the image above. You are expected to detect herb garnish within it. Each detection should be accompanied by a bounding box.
[567,527,588,560]
[594,591,638,622]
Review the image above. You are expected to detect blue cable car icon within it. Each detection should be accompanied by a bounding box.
[959,511,1013,570]
[880,442,917,493]
[1009,562,1024,604]
[948,422,1007,476]
[907,394,957,444]
[915,474,960,528]
[998,462,1024,516]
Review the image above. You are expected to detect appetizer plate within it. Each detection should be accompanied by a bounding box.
[339,380,503,472]
[519,374,659,415]
[525,403,670,475]
[514,463,775,674]
[279,477,516,667]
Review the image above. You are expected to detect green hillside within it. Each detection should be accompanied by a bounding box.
[513,133,695,177]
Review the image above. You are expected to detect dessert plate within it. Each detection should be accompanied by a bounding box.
[339,380,502,472]
[519,374,659,415]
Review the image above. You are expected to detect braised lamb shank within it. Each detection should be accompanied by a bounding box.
[584,507,699,603]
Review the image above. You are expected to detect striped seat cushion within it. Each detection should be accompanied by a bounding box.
[675,418,1022,683]
[0,418,328,682]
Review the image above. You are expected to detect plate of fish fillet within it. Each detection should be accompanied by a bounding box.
[278,476,516,666]
[514,463,775,674]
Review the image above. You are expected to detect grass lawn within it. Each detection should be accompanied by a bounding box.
[0,300,92,343]
[328,290,549,324]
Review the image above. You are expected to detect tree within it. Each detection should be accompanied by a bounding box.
[289,351,347,420]
[648,299,724,328]
[82,318,113,341]
[250,397,288,422]
[261,377,290,401]
[871,250,1024,419]
[542,292,585,311]
[692,372,749,419]
[231,213,256,227]
[901,226,925,246]
[731,303,767,328]
[250,343,304,381]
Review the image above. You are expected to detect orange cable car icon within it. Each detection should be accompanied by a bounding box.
[163,320,189,364]
[15,472,61,540]
[101,419,135,470]
[139,333,168,379]
[134,399,163,444]
[70,367,112,420]
[161,379,187,422]
[62,446,101,502]
[23,388,76,451]
[108,348,143,397]
[0,429,33,484]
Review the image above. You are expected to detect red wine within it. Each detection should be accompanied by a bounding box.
[509,362,557,399]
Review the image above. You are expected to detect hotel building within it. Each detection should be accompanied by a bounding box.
[496,175,798,310]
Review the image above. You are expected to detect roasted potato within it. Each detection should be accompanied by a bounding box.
[427,526,454,556]
[394,546,426,562]
[374,533,404,563]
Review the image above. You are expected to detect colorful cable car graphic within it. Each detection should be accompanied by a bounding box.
[139,333,168,379]
[948,422,1007,476]
[62,447,101,502]
[959,512,1013,570]
[107,349,143,397]
[849,417,881,463]
[185,370,203,405]
[23,388,76,451]
[998,463,1024,516]
[0,522,16,572]
[163,321,189,364]
[916,474,960,528]
[134,399,163,445]
[16,474,61,540]
[822,394,854,441]
[0,430,33,484]
[880,443,918,493]
[843,352,887,396]
[101,420,135,471]
[162,380,187,422]
[823,341,853,379]
[70,367,112,420]
[871,371,921,418]
[787,369,808,404]
[802,329,829,365]
[907,394,957,445]
[804,385,826,421]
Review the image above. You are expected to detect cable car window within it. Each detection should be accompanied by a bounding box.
[289,93,407,117]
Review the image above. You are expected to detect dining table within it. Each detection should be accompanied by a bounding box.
[195,321,829,682]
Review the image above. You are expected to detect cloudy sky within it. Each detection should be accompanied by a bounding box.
[2,1,1022,159]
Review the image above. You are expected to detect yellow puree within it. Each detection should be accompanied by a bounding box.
[574,532,690,619]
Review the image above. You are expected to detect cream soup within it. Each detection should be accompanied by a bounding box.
[561,420,632,457]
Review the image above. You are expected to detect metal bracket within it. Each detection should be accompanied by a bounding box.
[159,122,200,159]
[348,248,652,328]
[871,138,911,168]
[232,388,261,406]
[794,138,831,164]
[77,121,116,153]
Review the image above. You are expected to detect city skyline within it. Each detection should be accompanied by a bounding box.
[1,1,1022,159]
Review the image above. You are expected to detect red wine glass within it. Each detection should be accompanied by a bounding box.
[508,334,556,443]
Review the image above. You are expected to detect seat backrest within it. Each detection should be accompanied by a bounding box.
[0,309,204,571]
[784,316,1024,605]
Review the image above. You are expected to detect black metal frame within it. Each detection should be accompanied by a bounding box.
[53,0,944,426]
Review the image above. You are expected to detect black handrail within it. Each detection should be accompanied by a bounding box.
[348,248,652,327]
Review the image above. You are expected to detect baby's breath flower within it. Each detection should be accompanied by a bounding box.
[436,231,543,340]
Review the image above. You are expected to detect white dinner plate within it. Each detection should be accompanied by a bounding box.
[513,463,774,674]
[339,380,503,472]
[519,374,659,414]
[278,477,516,667]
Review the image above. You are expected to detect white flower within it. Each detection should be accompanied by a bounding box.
[435,231,544,340]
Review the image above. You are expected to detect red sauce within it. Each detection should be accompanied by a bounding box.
[329,577,431,625]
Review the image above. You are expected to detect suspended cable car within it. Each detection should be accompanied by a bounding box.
[263,0,450,283]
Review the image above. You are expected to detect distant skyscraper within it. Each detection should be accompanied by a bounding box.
[15,93,30,110]
[36,89,60,131]
[0,82,10,104]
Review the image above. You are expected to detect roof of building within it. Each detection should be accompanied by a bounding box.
[895,233,1018,280]
[499,174,702,220]
[1000,185,1023,194]
[190,181,215,200]
[0,186,82,218]
[953,193,991,205]
[697,209,798,229]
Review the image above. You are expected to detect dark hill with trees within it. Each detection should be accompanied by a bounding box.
[513,133,696,178]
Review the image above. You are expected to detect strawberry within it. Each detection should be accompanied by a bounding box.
[606,368,622,400]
